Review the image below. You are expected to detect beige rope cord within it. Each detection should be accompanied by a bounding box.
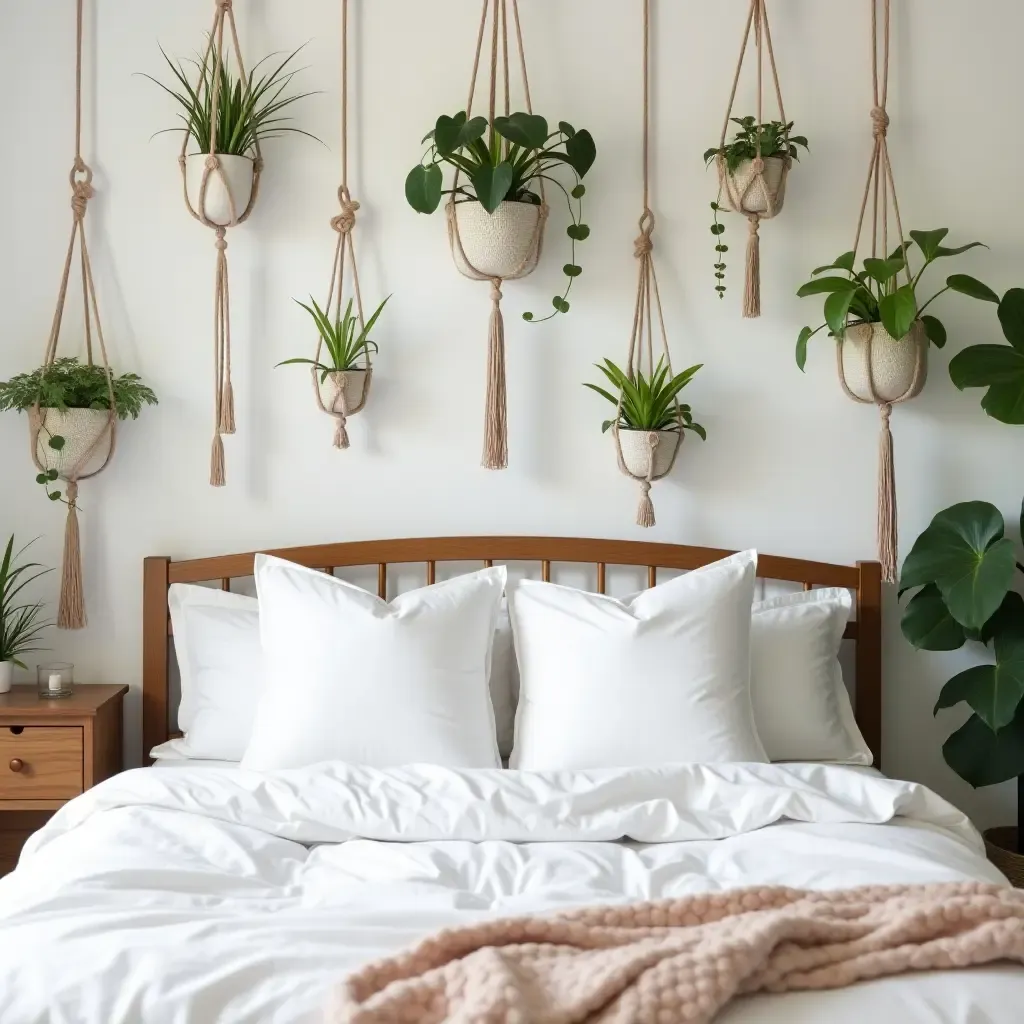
[310,0,372,451]
[610,0,686,530]
[29,0,118,630]
[445,0,549,471]
[178,0,264,487]
[716,0,790,318]
[836,0,925,584]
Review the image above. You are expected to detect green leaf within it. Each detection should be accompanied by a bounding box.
[824,288,858,337]
[48,491,62,501]
[921,314,946,349]
[34,474,47,485]
[934,630,1024,730]
[564,129,596,178]
[563,264,583,278]
[898,501,1016,630]
[471,161,514,213]
[715,244,729,253]
[567,223,591,241]
[947,274,1000,304]
[981,590,1024,645]
[522,311,534,321]
[878,284,918,340]
[795,326,815,371]
[908,228,948,261]
[797,276,865,298]
[810,252,856,276]
[862,257,905,284]
[942,703,1024,788]
[405,164,443,214]
[570,184,586,199]
[934,241,987,259]
[558,120,576,138]
[47,435,65,451]
[901,584,966,651]
[433,112,467,156]
[493,112,548,150]
[552,297,570,313]
[998,288,1024,352]
[948,341,1024,425]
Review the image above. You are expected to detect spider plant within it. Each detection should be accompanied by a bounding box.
[0,536,52,668]
[583,357,707,440]
[145,43,319,156]
[277,296,390,381]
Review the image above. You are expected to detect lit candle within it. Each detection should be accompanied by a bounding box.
[48,673,62,693]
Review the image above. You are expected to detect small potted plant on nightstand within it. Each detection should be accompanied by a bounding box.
[0,536,52,694]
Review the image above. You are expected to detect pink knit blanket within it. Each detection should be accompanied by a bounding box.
[329,883,1024,1023]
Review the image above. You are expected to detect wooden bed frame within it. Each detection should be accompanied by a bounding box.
[142,538,883,766]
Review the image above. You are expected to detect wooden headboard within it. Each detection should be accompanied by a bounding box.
[143,538,882,766]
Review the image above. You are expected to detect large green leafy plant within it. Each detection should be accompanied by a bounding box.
[405,111,596,321]
[794,229,996,370]
[277,296,389,381]
[0,536,52,668]
[583,358,706,440]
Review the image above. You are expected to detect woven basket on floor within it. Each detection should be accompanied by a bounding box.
[984,827,1024,888]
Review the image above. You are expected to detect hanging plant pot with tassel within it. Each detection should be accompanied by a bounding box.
[583,357,706,528]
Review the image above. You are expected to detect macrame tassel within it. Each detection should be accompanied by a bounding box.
[333,417,350,450]
[210,432,226,488]
[743,215,761,319]
[636,480,656,529]
[877,403,897,584]
[219,380,236,435]
[482,279,508,470]
[57,481,86,630]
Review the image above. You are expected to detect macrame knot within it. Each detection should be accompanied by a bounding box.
[490,278,503,304]
[871,106,890,138]
[205,154,221,172]
[214,227,228,252]
[747,214,760,235]
[65,479,79,509]
[634,232,654,258]
[751,157,766,175]
[330,198,360,235]
[879,400,892,424]
[645,431,660,451]
[217,0,233,11]
[70,180,93,221]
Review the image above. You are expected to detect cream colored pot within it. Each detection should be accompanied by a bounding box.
[617,427,681,479]
[718,156,788,217]
[839,320,928,403]
[322,369,369,414]
[185,153,255,227]
[32,407,114,480]
[451,201,544,280]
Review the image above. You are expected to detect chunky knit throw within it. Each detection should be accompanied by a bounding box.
[329,883,1024,1023]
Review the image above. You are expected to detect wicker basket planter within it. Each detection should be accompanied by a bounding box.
[839,320,928,404]
[718,155,788,218]
[617,427,681,479]
[30,407,114,480]
[184,153,255,228]
[451,200,545,280]
[984,827,1024,888]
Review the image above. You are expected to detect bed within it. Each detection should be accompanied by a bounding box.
[0,536,1018,1023]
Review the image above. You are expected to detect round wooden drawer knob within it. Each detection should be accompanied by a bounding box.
[9,758,24,773]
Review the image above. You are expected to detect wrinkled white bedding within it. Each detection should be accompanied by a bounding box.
[0,762,1018,1024]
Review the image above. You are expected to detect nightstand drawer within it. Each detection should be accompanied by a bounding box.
[0,727,83,800]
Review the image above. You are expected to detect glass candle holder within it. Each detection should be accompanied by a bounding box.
[37,662,74,699]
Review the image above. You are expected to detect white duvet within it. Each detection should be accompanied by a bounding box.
[0,762,1019,1023]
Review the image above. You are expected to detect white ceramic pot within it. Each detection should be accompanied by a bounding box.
[185,153,255,227]
[452,200,544,280]
[840,320,928,403]
[32,407,114,480]
[617,428,681,479]
[719,156,788,217]
[0,661,12,694]
[322,369,369,415]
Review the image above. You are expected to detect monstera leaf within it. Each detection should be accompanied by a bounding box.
[934,629,1024,731]
[943,702,1024,788]
[900,583,966,651]
[949,288,1024,424]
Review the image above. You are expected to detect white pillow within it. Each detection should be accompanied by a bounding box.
[751,588,871,765]
[159,584,263,762]
[241,556,506,770]
[509,549,766,770]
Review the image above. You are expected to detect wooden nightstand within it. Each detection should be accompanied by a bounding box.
[0,684,127,875]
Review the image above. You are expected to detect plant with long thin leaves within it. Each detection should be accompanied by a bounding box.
[584,357,707,440]
[277,296,390,381]
[0,536,52,668]
[405,111,596,321]
[143,43,319,156]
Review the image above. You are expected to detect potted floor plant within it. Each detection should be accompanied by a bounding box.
[584,357,706,477]
[146,44,317,226]
[0,358,157,501]
[795,229,996,400]
[705,117,808,299]
[0,536,52,694]
[406,111,596,320]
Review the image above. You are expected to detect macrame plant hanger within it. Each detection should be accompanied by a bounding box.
[446,0,549,470]
[312,0,371,449]
[30,0,117,630]
[612,0,685,529]
[838,0,924,584]
[716,0,789,318]
[178,0,263,487]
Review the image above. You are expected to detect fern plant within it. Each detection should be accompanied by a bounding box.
[584,358,707,440]
[277,296,390,381]
[0,536,52,668]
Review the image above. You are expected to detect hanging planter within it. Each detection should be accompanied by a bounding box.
[146,1,316,485]
[793,0,999,582]
[706,1,804,317]
[404,0,596,470]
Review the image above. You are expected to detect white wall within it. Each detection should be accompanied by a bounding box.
[1,1,1021,827]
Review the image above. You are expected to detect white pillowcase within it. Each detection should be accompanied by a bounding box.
[751,588,871,765]
[241,556,506,770]
[157,584,263,762]
[509,549,766,770]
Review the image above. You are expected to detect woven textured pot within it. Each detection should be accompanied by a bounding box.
[617,428,681,479]
[322,369,369,415]
[985,827,1024,888]
[719,156,788,217]
[452,200,544,280]
[185,154,255,228]
[32,407,114,480]
[840,320,928,404]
